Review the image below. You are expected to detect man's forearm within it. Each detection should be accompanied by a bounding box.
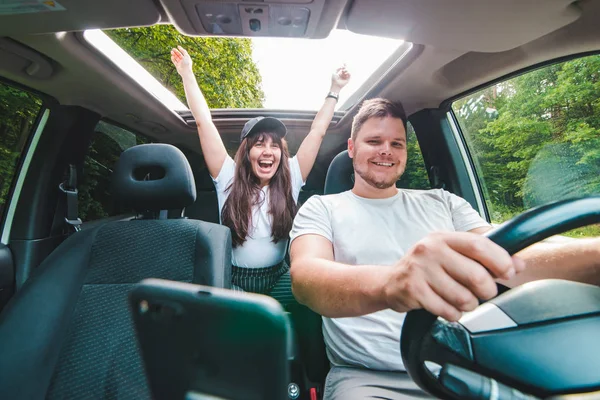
[501,237,600,287]
[291,257,394,318]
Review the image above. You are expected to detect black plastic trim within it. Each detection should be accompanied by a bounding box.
[178,109,346,127]
[0,243,14,311]
[409,109,483,215]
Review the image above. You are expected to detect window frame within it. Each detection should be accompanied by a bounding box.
[0,79,52,244]
[442,50,600,225]
[445,110,488,220]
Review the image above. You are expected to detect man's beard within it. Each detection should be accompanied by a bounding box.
[353,157,404,189]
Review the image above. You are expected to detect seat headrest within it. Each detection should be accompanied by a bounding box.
[112,144,197,211]
[324,150,354,195]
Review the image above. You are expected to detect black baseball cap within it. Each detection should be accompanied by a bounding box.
[240,117,287,142]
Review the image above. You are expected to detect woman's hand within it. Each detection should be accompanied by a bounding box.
[331,65,351,92]
[171,45,193,77]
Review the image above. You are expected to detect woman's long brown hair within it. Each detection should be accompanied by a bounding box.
[221,132,297,248]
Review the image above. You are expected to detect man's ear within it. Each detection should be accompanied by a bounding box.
[347,138,354,158]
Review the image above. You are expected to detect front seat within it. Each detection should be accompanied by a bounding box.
[324,150,355,195]
[0,144,232,399]
[287,150,357,398]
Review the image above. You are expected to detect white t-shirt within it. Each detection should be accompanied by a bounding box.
[213,156,305,268]
[289,189,490,371]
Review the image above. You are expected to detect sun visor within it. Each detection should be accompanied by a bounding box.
[345,0,581,53]
[0,0,161,36]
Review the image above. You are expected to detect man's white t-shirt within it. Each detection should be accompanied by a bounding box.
[289,189,490,371]
[213,156,305,268]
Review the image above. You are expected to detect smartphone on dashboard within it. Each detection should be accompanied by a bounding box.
[129,278,290,400]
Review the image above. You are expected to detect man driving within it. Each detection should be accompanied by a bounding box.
[289,98,600,399]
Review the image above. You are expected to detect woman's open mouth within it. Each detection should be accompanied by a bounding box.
[258,160,274,173]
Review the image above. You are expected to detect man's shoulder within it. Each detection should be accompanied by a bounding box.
[400,188,451,203]
[303,190,353,208]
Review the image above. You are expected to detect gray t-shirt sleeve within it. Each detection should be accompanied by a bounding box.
[290,195,333,244]
[442,190,491,232]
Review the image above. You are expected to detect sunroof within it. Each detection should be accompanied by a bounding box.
[252,30,402,110]
[89,26,403,112]
[83,29,188,111]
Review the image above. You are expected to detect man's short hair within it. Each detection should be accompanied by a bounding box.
[351,98,407,140]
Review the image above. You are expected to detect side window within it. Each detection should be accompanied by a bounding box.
[452,54,600,237]
[0,82,43,218]
[398,122,430,190]
[79,121,148,221]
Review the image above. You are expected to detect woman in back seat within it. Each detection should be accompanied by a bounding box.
[171,46,350,304]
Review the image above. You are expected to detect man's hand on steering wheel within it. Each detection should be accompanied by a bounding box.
[383,231,526,322]
[401,197,600,399]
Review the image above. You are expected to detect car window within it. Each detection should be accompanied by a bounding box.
[398,122,430,190]
[452,54,600,237]
[79,121,148,221]
[0,82,43,219]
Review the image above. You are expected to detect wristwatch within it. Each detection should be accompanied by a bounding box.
[326,91,339,101]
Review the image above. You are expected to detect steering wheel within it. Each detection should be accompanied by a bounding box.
[400,196,600,399]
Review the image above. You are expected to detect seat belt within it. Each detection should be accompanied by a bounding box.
[59,164,82,233]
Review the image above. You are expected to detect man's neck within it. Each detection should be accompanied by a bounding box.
[351,181,398,199]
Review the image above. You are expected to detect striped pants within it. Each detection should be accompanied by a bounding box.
[231,260,296,307]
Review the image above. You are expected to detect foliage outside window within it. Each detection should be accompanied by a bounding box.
[0,83,43,217]
[453,54,600,237]
[78,121,148,221]
[105,25,264,108]
[398,122,430,190]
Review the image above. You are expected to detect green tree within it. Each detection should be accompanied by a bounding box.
[398,123,430,190]
[453,54,600,236]
[105,25,264,108]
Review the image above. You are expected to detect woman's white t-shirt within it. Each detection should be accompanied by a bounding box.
[212,156,305,268]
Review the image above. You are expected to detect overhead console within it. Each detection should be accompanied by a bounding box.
[160,0,347,38]
[0,0,347,39]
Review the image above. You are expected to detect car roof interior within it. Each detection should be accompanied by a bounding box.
[2,3,600,397]
[1,0,599,175]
